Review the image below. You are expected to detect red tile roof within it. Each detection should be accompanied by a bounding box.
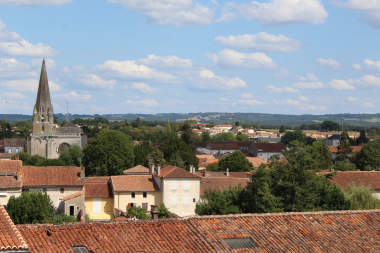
[3,139,24,147]
[157,165,200,178]
[0,160,23,173]
[0,177,22,189]
[111,175,159,192]
[200,177,249,195]
[253,143,286,152]
[329,146,362,153]
[206,142,240,150]
[22,167,85,187]
[246,157,265,167]
[327,171,380,190]
[196,171,250,178]
[62,191,84,202]
[0,204,28,251]
[85,177,112,198]
[123,165,149,175]
[0,153,14,158]
[16,210,380,252]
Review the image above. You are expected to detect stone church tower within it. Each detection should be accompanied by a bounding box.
[29,59,83,159]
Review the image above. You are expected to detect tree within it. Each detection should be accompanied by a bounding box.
[28,155,46,166]
[127,206,151,219]
[307,141,333,171]
[36,159,66,166]
[279,125,286,133]
[206,122,215,128]
[159,137,198,170]
[211,132,235,142]
[235,121,239,127]
[321,120,340,132]
[335,130,352,162]
[59,144,83,167]
[83,130,135,176]
[6,191,55,224]
[205,162,219,171]
[353,142,380,171]
[201,131,211,142]
[169,151,185,168]
[149,149,166,167]
[280,129,307,147]
[217,151,253,172]
[356,130,369,145]
[344,183,380,210]
[180,123,193,145]
[134,141,154,167]
[236,132,249,141]
[11,152,31,165]
[158,203,171,219]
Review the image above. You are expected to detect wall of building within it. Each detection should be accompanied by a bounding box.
[162,178,200,217]
[3,146,24,154]
[255,152,283,161]
[0,188,22,205]
[85,197,114,220]
[64,195,84,217]
[113,191,162,215]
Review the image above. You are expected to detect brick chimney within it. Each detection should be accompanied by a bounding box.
[226,168,229,177]
[150,205,159,220]
[15,156,19,160]
[157,165,161,176]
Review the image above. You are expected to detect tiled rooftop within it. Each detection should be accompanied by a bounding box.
[22,167,85,187]
[200,177,249,195]
[62,191,84,202]
[0,177,22,189]
[0,204,28,251]
[246,157,265,167]
[122,165,149,175]
[329,146,362,153]
[326,171,380,190]
[111,175,159,192]
[157,165,200,178]
[206,142,240,150]
[196,171,250,178]
[3,139,24,147]
[253,143,286,152]
[0,153,14,158]
[0,159,23,174]
[15,210,380,252]
[85,176,112,198]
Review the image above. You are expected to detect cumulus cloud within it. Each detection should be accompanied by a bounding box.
[292,82,324,89]
[346,96,376,108]
[0,57,30,72]
[107,0,214,27]
[218,97,228,102]
[274,99,299,106]
[224,0,328,27]
[299,105,326,111]
[91,105,106,111]
[55,91,91,101]
[238,99,266,106]
[353,64,361,70]
[240,93,254,99]
[316,58,344,70]
[125,99,159,107]
[195,69,247,90]
[131,82,159,93]
[353,75,380,87]
[0,0,71,6]
[137,55,193,69]
[363,102,375,108]
[298,96,309,102]
[1,79,61,92]
[79,74,116,89]
[348,96,357,102]
[266,85,299,93]
[329,79,355,90]
[98,60,176,81]
[214,32,303,52]
[31,58,56,69]
[2,92,26,99]
[206,49,277,68]
[362,59,380,70]
[0,20,21,42]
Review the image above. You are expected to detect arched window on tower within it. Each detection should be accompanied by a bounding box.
[41,124,44,133]
[47,108,49,122]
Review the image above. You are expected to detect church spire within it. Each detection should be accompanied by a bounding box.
[35,59,52,110]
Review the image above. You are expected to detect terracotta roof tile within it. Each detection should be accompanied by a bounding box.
[196,171,250,178]
[329,146,362,153]
[246,157,265,167]
[206,142,240,150]
[123,165,149,175]
[327,171,380,190]
[253,143,286,152]
[157,165,200,178]
[62,191,84,202]
[0,160,23,173]
[0,153,14,158]
[200,177,249,195]
[3,139,24,147]
[15,210,380,252]
[22,167,85,187]
[0,177,22,189]
[0,204,28,251]
[111,175,159,192]
[85,177,112,198]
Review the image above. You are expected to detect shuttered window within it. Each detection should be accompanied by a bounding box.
[182,194,190,206]
[93,198,101,212]
[142,203,148,212]
[182,181,190,191]
[170,194,177,207]
[171,181,178,191]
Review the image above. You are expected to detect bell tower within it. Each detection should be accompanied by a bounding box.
[33,59,54,134]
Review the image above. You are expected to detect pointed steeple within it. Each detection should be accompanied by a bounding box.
[35,59,52,110]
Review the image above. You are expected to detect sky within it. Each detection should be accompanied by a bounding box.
[0,0,380,116]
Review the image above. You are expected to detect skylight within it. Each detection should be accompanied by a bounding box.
[72,247,89,253]
[224,238,258,249]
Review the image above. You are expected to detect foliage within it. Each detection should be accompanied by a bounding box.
[344,183,380,210]
[6,191,55,224]
[280,129,307,147]
[307,141,333,171]
[149,149,166,167]
[352,142,380,171]
[205,162,219,171]
[83,130,135,176]
[58,144,83,167]
[159,137,198,170]
[127,206,151,219]
[158,203,171,219]
[180,123,194,145]
[201,131,211,142]
[28,155,46,166]
[211,132,235,142]
[169,151,185,168]
[333,161,357,171]
[51,214,78,224]
[196,186,244,215]
[134,141,154,167]
[11,152,31,165]
[36,159,67,166]
[335,130,353,162]
[236,132,250,141]
[279,125,286,133]
[356,130,369,145]
[321,120,340,132]
[217,151,253,172]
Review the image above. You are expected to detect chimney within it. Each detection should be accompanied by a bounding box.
[150,205,159,220]
[150,164,155,175]
[330,168,335,172]
[157,165,161,176]
[15,156,19,160]
[226,168,229,177]
[203,169,206,177]
[81,167,85,178]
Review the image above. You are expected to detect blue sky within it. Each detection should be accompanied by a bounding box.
[0,0,379,115]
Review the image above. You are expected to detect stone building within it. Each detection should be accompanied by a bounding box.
[28,59,82,159]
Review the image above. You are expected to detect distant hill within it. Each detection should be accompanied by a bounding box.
[2,113,380,127]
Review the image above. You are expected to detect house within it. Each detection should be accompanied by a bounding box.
[255,137,281,143]
[246,157,266,168]
[0,160,23,205]
[13,207,380,252]
[1,138,25,154]
[0,153,14,160]
[122,165,150,175]
[325,134,341,146]
[252,143,286,161]
[329,146,362,159]
[205,142,240,155]
[61,191,84,219]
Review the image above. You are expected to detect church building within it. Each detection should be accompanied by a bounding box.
[28,59,83,159]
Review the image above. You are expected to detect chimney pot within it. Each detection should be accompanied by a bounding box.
[226,168,229,177]
[15,156,19,160]
[157,165,161,176]
[150,205,159,220]
[150,164,155,175]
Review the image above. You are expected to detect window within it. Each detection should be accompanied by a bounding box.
[131,192,135,198]
[77,206,80,210]
[171,181,178,191]
[93,198,101,212]
[8,149,11,153]
[60,188,64,193]
[259,154,262,156]
[43,188,47,193]
[127,203,136,209]
[143,192,147,198]
[142,202,148,212]
[72,247,89,253]
[69,205,75,216]
[224,238,258,249]
[0,190,7,197]
[15,148,19,153]
[193,198,196,203]
[170,194,177,207]
[182,181,190,191]
[182,194,190,206]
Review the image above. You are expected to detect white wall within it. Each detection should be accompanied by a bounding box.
[27,186,84,209]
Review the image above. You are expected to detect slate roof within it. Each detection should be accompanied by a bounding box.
[327,134,341,140]
[206,142,240,150]
[0,204,28,251]
[0,159,23,174]
[22,167,85,187]
[122,165,149,175]
[329,146,362,153]
[0,177,22,189]
[85,176,112,198]
[16,210,380,252]
[62,191,84,202]
[157,165,200,178]
[111,175,159,192]
[200,177,249,195]
[327,171,380,190]
[253,143,286,152]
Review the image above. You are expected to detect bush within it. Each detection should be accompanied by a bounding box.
[127,206,151,220]
[344,183,380,210]
[158,203,171,219]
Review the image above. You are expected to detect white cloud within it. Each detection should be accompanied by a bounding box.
[0,0,71,6]
[240,93,254,99]
[195,69,247,90]
[362,59,380,70]
[298,96,309,102]
[31,58,56,69]
[214,32,303,52]
[79,74,116,89]
[226,0,328,27]
[206,49,277,68]
[0,39,60,57]
[137,55,193,68]
[55,91,91,101]
[1,79,61,92]
[2,92,26,99]
[292,82,324,89]
[238,99,266,106]
[0,57,30,72]
[296,73,319,82]
[353,64,361,70]
[348,96,357,102]
[363,102,375,108]
[299,105,326,111]
[125,99,159,107]
[0,20,21,42]
[98,60,176,81]
[107,0,214,27]
[329,79,355,90]
[316,58,344,70]
[218,97,228,102]
[91,105,106,111]
[266,85,300,93]
[354,75,380,87]
[131,82,159,93]
[274,99,299,106]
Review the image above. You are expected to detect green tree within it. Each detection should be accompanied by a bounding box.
[211,132,235,142]
[206,122,215,128]
[201,131,211,142]
[83,130,135,176]
[307,141,333,171]
[11,152,31,165]
[344,183,380,210]
[353,142,380,171]
[6,191,55,224]
[127,206,151,219]
[180,123,193,145]
[205,162,219,171]
[236,132,249,141]
[356,130,369,145]
[36,159,67,166]
[217,151,253,172]
[158,203,171,219]
[280,129,307,147]
[28,155,46,166]
[58,144,83,166]
[134,141,154,166]
[149,149,166,167]
[164,124,171,134]
[279,125,286,134]
[169,151,185,168]
[335,130,353,162]
[159,137,198,170]
[321,120,340,132]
